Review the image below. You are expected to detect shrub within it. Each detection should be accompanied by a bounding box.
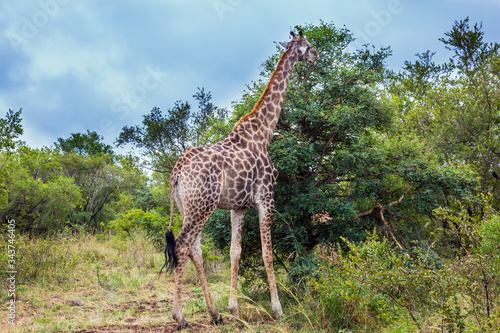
[108,208,175,250]
[435,200,500,330]
[0,234,79,287]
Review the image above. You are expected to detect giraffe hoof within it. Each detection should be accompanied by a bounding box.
[176,322,190,331]
[228,309,239,319]
[272,304,283,319]
[211,314,223,325]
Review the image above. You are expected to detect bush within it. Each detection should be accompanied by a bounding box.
[108,208,175,250]
[435,200,500,330]
[306,261,389,331]
[0,234,78,288]
[0,147,82,234]
[285,207,500,333]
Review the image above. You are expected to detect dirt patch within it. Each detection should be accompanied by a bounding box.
[77,323,166,332]
[77,322,215,333]
[110,299,171,314]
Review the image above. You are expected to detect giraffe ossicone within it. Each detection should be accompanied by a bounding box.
[162,31,318,329]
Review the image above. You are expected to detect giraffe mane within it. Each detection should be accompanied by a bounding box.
[233,41,294,129]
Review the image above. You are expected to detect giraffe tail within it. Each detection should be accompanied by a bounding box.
[159,175,178,276]
[159,229,177,276]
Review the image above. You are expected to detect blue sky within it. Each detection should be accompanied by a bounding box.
[1,0,499,150]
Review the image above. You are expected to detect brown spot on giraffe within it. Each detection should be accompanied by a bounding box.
[162,30,318,329]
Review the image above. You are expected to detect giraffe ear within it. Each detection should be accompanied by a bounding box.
[279,41,290,49]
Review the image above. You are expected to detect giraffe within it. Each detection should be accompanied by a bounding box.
[163,31,319,329]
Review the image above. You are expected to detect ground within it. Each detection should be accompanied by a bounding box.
[0,276,282,332]
[0,233,292,333]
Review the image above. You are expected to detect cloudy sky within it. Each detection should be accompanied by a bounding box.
[1,0,499,150]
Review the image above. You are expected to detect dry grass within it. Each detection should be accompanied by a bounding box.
[0,231,295,333]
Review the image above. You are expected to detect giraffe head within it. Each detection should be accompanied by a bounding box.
[280,31,319,64]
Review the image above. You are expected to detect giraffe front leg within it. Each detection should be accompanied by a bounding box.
[228,209,246,317]
[258,204,283,319]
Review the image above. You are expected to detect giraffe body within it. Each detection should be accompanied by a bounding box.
[165,31,318,328]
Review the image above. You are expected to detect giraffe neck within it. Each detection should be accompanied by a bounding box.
[230,45,298,151]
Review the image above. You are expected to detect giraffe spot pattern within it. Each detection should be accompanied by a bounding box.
[168,32,319,326]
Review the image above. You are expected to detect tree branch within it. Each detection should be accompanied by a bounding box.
[379,204,403,249]
[313,133,337,179]
[356,186,414,249]
[388,185,414,208]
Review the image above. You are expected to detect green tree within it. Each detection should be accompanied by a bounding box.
[57,153,144,232]
[116,88,228,172]
[0,108,24,151]
[0,108,24,205]
[0,147,81,234]
[55,130,114,156]
[54,128,144,232]
[391,17,500,209]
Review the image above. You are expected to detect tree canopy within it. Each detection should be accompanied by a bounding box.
[116,87,228,172]
[55,130,114,156]
[391,17,500,210]
[0,108,24,151]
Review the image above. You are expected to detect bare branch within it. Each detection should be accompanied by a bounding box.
[379,204,403,249]
[313,133,337,179]
[388,185,414,208]
[356,186,414,249]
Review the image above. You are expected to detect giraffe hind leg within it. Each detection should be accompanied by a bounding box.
[189,235,222,324]
[171,241,189,328]
[170,167,223,327]
[171,205,221,327]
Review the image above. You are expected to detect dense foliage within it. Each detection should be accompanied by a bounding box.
[391,18,500,211]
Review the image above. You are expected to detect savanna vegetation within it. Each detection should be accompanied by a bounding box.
[1,19,499,332]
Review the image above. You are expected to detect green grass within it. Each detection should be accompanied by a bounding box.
[1,230,498,332]
[0,231,294,332]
